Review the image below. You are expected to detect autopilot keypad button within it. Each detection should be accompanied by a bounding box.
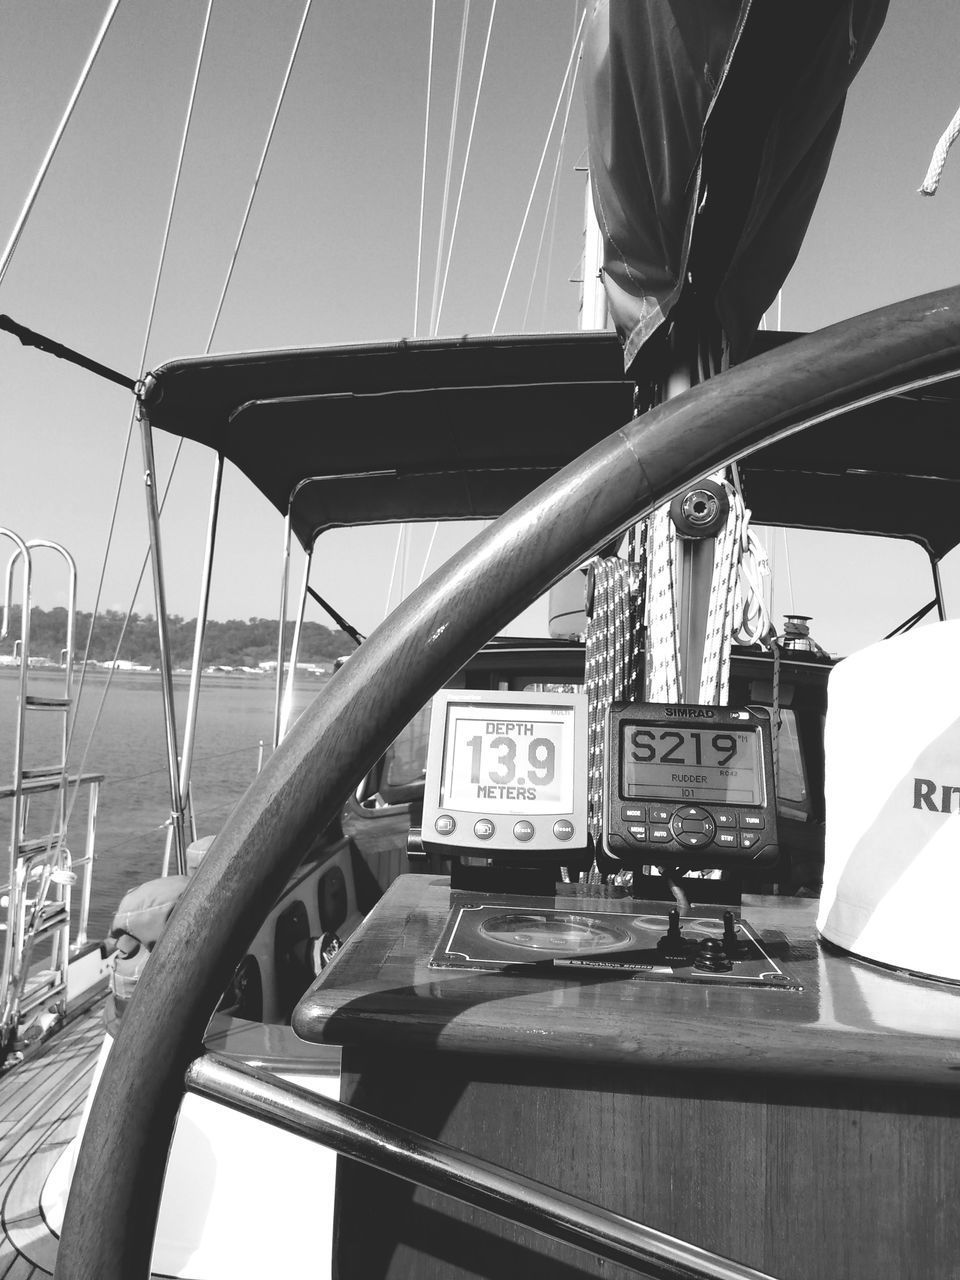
[650,826,672,842]
[621,804,647,822]
[740,814,765,829]
[739,831,760,849]
[675,830,708,848]
[650,807,671,823]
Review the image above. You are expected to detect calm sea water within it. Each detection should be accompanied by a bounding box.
[0,667,322,940]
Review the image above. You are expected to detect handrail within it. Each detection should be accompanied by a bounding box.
[187,1053,777,1280]
[0,529,32,1042]
[0,538,98,1019]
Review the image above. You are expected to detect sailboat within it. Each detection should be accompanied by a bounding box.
[1,2,960,1277]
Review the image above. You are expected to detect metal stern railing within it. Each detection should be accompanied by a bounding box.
[0,532,103,1053]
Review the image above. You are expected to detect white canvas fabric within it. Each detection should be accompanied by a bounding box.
[818,620,960,980]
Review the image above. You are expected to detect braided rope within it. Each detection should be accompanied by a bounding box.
[643,506,682,702]
[920,102,960,196]
[584,557,644,854]
[700,480,772,702]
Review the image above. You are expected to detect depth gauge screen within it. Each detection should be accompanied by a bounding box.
[620,722,763,805]
[440,702,575,814]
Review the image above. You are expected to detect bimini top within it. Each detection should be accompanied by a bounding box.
[140,328,960,560]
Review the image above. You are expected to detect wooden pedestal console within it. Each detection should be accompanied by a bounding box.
[293,876,960,1280]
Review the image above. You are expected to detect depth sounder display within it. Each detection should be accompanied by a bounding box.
[423,688,588,861]
[603,702,778,869]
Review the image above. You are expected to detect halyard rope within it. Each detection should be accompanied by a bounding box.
[920,102,960,196]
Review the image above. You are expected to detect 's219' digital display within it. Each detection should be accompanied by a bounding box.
[620,723,762,805]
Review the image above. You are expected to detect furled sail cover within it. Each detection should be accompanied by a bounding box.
[583,0,888,369]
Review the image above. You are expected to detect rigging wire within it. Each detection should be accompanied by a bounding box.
[416,521,442,587]
[384,524,406,615]
[491,8,586,332]
[58,1,217,849]
[63,0,314,854]
[428,0,472,338]
[413,0,438,336]
[782,527,796,615]
[434,0,498,334]
[519,29,582,332]
[205,0,315,351]
[536,175,563,332]
[419,0,498,585]
[0,0,122,291]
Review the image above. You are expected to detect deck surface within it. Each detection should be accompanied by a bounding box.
[0,1006,104,1278]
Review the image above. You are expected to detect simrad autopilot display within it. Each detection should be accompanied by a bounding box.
[602,702,778,868]
[422,688,588,862]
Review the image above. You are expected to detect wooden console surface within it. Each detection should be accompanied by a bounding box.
[294,877,960,1279]
[295,875,960,1086]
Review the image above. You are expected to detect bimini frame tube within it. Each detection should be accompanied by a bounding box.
[176,453,224,843]
[932,554,947,622]
[137,411,187,876]
[272,511,293,749]
[278,546,313,742]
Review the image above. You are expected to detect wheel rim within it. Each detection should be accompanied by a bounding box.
[55,286,960,1278]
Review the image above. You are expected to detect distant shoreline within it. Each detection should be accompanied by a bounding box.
[0,664,332,684]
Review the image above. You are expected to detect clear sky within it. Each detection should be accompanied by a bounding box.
[1,0,959,657]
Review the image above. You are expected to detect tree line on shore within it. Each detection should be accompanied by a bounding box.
[0,606,354,669]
